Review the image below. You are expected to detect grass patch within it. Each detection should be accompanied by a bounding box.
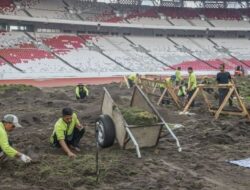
[0,84,39,92]
[121,107,158,125]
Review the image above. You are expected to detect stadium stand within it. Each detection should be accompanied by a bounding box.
[0,57,19,74]
[127,36,195,66]
[0,30,249,76]
[1,1,250,27]
[0,32,33,49]
[0,48,76,73]
[212,38,250,67]
[33,33,128,72]
[0,0,15,11]
[95,35,166,71]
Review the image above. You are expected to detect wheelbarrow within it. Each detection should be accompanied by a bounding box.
[95,85,182,158]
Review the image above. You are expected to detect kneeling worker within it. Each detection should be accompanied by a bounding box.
[75,83,89,100]
[50,108,85,158]
[0,114,32,163]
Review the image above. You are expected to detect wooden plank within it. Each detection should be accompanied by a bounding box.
[120,76,130,89]
[125,125,162,149]
[183,88,200,113]
[215,87,235,119]
[197,84,233,88]
[201,88,212,110]
[157,88,168,105]
[167,86,181,108]
[209,109,248,116]
[102,88,127,147]
[232,87,250,120]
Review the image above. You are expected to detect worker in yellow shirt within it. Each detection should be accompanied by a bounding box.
[50,108,85,158]
[127,73,139,88]
[175,67,182,86]
[75,83,89,100]
[0,114,31,163]
[178,81,187,105]
[187,67,197,107]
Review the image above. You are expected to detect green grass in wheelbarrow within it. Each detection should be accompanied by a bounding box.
[121,107,158,126]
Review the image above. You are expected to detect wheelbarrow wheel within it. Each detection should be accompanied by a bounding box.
[96,114,115,148]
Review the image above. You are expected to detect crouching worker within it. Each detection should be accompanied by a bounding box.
[50,108,85,158]
[0,114,32,163]
[201,76,214,94]
[178,81,187,105]
[75,83,89,100]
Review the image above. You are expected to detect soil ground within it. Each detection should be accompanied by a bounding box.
[0,76,250,190]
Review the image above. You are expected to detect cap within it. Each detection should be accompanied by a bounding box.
[3,114,22,128]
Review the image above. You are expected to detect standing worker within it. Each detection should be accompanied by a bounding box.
[187,67,197,107]
[216,64,232,106]
[75,83,89,100]
[175,67,182,86]
[0,114,32,163]
[127,73,139,88]
[50,108,86,158]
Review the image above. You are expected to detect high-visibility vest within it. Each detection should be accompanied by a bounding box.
[75,86,89,98]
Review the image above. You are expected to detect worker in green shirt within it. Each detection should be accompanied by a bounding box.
[175,67,182,86]
[187,67,197,107]
[50,108,85,158]
[127,73,139,88]
[178,81,187,97]
[75,83,89,100]
[178,81,187,106]
[0,114,31,163]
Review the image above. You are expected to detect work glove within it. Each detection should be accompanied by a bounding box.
[20,154,32,163]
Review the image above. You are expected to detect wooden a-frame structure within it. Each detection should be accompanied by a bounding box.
[139,77,181,108]
[119,76,130,88]
[182,83,250,120]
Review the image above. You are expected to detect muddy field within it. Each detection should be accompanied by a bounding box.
[0,77,250,190]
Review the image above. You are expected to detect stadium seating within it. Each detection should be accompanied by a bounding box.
[0,46,77,73]
[127,36,196,66]
[213,38,250,67]
[0,0,15,11]
[0,58,19,75]
[158,7,199,19]
[0,32,33,49]
[198,8,241,20]
[95,36,166,71]
[2,1,250,27]
[40,34,85,53]
[34,33,127,72]
[0,31,249,77]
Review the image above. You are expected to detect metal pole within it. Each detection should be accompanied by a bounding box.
[125,126,142,158]
[95,127,100,183]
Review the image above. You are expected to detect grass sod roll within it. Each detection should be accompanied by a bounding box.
[121,107,158,126]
